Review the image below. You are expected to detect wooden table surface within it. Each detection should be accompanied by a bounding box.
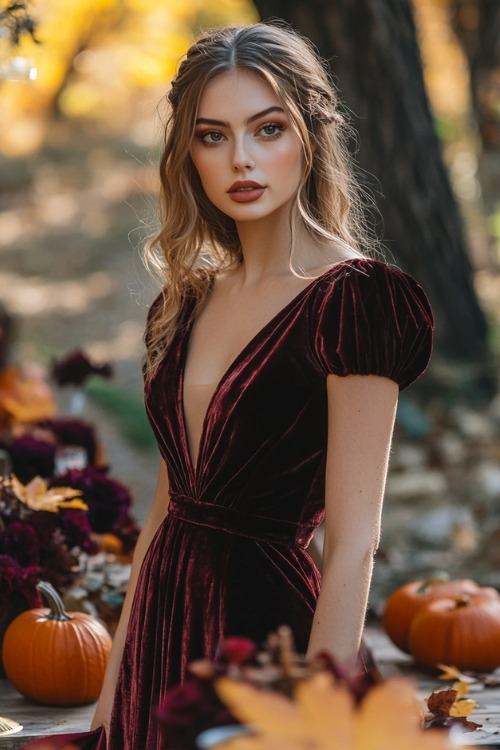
[363,627,500,747]
[1,628,499,748]
[0,681,95,749]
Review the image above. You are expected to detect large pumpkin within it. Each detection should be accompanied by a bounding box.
[382,576,499,654]
[408,594,500,672]
[2,581,112,706]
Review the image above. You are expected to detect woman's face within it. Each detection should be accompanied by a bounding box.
[190,69,304,224]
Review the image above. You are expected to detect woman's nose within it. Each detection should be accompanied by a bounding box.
[231,135,254,171]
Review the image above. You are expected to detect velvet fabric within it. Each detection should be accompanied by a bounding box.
[22,258,433,750]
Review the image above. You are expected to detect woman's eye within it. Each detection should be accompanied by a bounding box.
[199,131,225,145]
[260,123,283,138]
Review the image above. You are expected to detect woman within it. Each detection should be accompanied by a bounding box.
[28,21,433,750]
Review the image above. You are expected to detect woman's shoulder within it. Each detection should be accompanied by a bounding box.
[317,255,422,283]
[314,256,432,314]
[312,255,434,390]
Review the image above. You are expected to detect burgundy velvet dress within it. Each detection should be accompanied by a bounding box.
[25,258,433,750]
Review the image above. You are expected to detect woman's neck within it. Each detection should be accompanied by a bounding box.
[235,214,329,283]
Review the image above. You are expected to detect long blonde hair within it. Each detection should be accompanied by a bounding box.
[143,22,376,378]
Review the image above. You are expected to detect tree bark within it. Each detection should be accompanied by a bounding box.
[452,0,500,267]
[252,0,490,364]
[452,0,500,149]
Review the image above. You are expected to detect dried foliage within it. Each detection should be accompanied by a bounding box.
[0,1,38,46]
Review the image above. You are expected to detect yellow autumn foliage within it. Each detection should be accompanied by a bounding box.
[0,366,56,425]
[215,674,471,750]
[0,0,257,155]
[11,475,88,513]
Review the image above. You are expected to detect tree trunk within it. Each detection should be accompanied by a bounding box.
[252,0,490,364]
[452,0,500,268]
[452,0,500,150]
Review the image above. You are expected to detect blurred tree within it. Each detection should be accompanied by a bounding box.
[452,0,500,150]
[0,0,257,154]
[252,0,490,371]
[451,0,500,269]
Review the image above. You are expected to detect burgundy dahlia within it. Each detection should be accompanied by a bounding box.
[51,350,113,387]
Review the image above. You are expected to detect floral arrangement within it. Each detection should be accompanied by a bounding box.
[154,627,477,750]
[8,629,479,750]
[51,349,114,388]
[0,342,140,664]
[0,474,92,668]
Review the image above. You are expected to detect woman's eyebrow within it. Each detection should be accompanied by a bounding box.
[195,106,285,127]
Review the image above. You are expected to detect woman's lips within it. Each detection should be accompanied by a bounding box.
[227,181,266,203]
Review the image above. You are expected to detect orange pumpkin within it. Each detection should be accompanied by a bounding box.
[2,581,112,706]
[408,594,500,672]
[382,575,500,653]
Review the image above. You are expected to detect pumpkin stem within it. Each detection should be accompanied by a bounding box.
[36,581,73,622]
[455,594,472,608]
[417,573,450,594]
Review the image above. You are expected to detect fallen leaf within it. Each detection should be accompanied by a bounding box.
[427,689,457,718]
[449,699,478,718]
[437,665,476,684]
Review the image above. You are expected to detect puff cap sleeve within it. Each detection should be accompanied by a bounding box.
[314,259,434,390]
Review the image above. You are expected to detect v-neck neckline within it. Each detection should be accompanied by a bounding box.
[180,259,360,480]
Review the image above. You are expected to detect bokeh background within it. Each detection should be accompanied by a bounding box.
[1,0,500,612]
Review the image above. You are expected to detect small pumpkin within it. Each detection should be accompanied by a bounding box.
[2,581,112,706]
[408,594,500,672]
[382,575,499,654]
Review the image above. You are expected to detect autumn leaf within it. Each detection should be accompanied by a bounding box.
[11,474,87,512]
[0,366,56,424]
[215,676,470,750]
[426,687,481,733]
[216,672,345,746]
[449,699,478,718]
[427,688,459,718]
[355,679,447,750]
[437,664,476,684]
[454,681,472,699]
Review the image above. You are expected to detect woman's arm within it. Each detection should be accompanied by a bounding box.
[306,373,398,667]
[90,458,170,734]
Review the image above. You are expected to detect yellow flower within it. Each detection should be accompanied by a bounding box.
[11,475,88,512]
[215,674,471,750]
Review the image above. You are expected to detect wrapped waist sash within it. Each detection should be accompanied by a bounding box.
[168,493,315,549]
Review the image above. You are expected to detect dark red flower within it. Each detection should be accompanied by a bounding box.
[27,510,59,548]
[44,418,98,465]
[156,679,233,750]
[157,681,212,730]
[0,553,41,622]
[0,555,41,652]
[1,435,55,483]
[0,521,40,566]
[51,350,113,387]
[50,467,139,544]
[57,508,96,554]
[0,554,39,600]
[219,637,256,666]
[37,538,81,591]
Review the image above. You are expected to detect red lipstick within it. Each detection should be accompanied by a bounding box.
[227,180,266,203]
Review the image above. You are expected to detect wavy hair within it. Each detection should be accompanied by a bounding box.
[143,22,377,378]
